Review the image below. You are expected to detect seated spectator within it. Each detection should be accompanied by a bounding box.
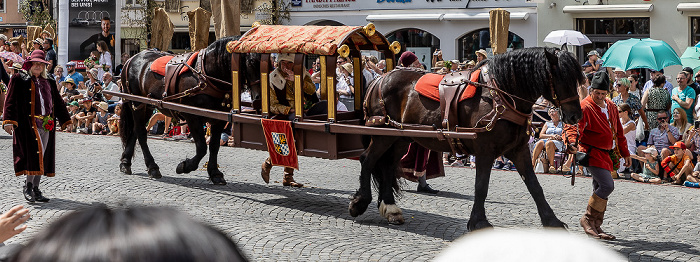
[64,101,80,132]
[10,205,247,262]
[107,103,121,135]
[630,147,662,184]
[661,142,693,184]
[637,111,678,161]
[101,72,120,112]
[531,108,570,173]
[59,78,80,103]
[85,68,104,101]
[671,107,692,140]
[91,102,111,135]
[74,99,96,134]
[53,65,64,83]
[618,103,636,174]
[146,110,171,136]
[684,125,700,160]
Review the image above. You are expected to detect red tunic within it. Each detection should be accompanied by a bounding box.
[564,96,630,171]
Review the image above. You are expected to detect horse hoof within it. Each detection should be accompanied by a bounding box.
[176,161,187,174]
[467,219,494,232]
[120,163,132,175]
[148,169,162,179]
[378,201,404,225]
[543,218,568,229]
[387,214,405,225]
[348,194,371,217]
[210,176,227,185]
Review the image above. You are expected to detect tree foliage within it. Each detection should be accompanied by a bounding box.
[19,0,56,28]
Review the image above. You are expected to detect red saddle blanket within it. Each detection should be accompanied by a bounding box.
[150,51,199,76]
[414,70,480,102]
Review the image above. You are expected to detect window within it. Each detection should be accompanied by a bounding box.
[0,0,5,13]
[164,0,179,12]
[457,28,524,62]
[576,18,650,62]
[171,32,215,51]
[386,28,440,69]
[692,17,700,46]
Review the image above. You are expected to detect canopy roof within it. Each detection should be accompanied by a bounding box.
[227,25,391,55]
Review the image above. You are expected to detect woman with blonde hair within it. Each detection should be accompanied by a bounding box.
[671,107,692,140]
[96,40,112,82]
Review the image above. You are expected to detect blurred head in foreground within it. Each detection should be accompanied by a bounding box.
[433,229,626,262]
[11,205,247,262]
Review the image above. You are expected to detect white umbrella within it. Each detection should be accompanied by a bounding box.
[544,30,592,46]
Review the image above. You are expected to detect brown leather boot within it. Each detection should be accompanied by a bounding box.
[261,158,272,184]
[282,168,303,187]
[580,204,600,238]
[591,194,616,240]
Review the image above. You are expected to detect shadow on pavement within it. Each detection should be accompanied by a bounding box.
[29,198,94,211]
[154,175,472,241]
[614,238,700,261]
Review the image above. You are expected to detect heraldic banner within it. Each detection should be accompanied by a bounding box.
[261,118,299,170]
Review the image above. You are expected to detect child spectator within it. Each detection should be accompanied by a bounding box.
[630,147,662,184]
[74,99,96,133]
[661,142,693,184]
[64,101,80,132]
[59,78,80,103]
[91,102,111,135]
[107,103,121,135]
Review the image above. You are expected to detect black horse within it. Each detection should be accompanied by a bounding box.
[119,36,260,185]
[349,47,584,230]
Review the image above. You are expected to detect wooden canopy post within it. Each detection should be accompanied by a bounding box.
[326,56,338,121]
[320,56,327,100]
[293,53,304,120]
[260,53,271,117]
[230,52,241,112]
[351,52,362,111]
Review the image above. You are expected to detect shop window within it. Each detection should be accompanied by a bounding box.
[171,32,215,51]
[386,28,439,69]
[692,17,700,46]
[457,28,524,62]
[0,0,5,13]
[576,18,650,64]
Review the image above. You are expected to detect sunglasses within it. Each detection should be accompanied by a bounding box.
[657,117,668,121]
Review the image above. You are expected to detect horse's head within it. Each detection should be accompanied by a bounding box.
[488,47,583,125]
[544,49,584,125]
[203,36,262,101]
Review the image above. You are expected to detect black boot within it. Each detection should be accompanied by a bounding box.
[23,182,35,203]
[33,186,50,202]
[417,184,439,194]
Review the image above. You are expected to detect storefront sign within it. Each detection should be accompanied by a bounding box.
[290,0,534,11]
[68,0,117,67]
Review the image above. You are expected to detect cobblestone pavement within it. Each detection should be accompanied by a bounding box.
[1,133,699,261]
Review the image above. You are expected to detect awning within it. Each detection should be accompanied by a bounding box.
[366,14,443,22]
[562,4,653,13]
[677,3,700,12]
[443,12,529,21]
[0,24,29,29]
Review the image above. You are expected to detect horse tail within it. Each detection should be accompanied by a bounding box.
[119,101,135,149]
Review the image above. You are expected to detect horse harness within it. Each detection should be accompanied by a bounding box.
[364,65,548,156]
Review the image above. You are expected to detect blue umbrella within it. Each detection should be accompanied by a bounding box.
[601,38,682,71]
[695,42,700,48]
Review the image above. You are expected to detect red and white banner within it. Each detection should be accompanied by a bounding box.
[261,118,299,170]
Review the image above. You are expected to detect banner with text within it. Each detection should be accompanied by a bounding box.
[68,0,117,69]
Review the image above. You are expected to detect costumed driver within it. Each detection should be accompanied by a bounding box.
[260,53,317,187]
[564,71,631,240]
[3,50,72,203]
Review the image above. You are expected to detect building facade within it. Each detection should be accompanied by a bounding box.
[0,0,28,37]
[288,0,538,69]
[537,0,700,81]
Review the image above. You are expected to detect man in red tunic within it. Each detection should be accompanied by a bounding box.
[564,71,631,240]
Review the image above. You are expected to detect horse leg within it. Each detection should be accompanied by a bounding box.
[205,120,227,185]
[133,110,161,179]
[119,102,140,175]
[120,133,137,175]
[175,117,207,174]
[349,135,398,217]
[468,153,497,231]
[505,146,567,229]
[376,143,407,225]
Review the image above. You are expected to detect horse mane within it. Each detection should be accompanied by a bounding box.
[488,47,584,103]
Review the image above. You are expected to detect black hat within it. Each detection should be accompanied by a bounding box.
[590,71,610,91]
[682,67,694,74]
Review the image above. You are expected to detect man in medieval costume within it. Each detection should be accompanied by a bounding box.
[260,53,317,187]
[564,71,631,240]
[3,50,72,202]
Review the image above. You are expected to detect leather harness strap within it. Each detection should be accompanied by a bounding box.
[161,50,231,103]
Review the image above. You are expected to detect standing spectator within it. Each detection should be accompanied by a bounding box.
[475,49,487,62]
[627,74,643,103]
[337,62,354,109]
[642,69,673,96]
[43,38,56,74]
[641,74,672,132]
[661,142,693,184]
[681,67,700,95]
[29,39,42,54]
[114,52,130,77]
[581,50,604,73]
[96,40,112,82]
[638,111,679,161]
[2,50,72,202]
[564,71,630,240]
[431,49,443,68]
[612,78,648,131]
[311,57,321,94]
[612,68,626,82]
[670,72,695,124]
[65,61,85,89]
[618,103,637,174]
